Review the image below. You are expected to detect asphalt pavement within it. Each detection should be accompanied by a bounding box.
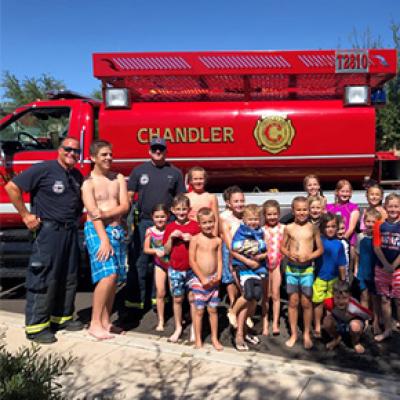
[1,280,400,379]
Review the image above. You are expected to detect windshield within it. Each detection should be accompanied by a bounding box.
[0,107,71,154]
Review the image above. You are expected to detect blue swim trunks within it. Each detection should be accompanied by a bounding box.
[222,243,235,284]
[84,222,127,284]
[285,262,314,298]
[168,268,189,297]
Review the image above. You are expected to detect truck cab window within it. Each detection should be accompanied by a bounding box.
[0,107,70,154]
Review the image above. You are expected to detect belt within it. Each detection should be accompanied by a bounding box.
[41,220,79,230]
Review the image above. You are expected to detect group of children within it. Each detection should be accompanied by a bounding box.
[82,142,400,354]
[143,170,400,354]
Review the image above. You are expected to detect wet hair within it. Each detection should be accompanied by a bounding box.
[151,203,169,215]
[262,199,281,215]
[303,174,323,196]
[363,207,381,222]
[308,195,324,207]
[227,185,244,201]
[172,193,190,208]
[333,280,350,295]
[197,207,215,222]
[319,212,337,235]
[187,166,207,183]
[291,195,308,209]
[90,139,112,156]
[243,204,261,219]
[384,192,400,207]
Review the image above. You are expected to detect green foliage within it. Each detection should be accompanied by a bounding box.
[349,23,400,151]
[376,23,400,150]
[1,72,66,111]
[0,344,74,400]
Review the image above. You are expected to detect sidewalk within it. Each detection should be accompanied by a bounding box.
[1,310,399,400]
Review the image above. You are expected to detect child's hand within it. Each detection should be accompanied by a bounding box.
[200,276,211,288]
[181,233,192,242]
[297,255,309,263]
[170,230,182,238]
[155,249,165,258]
[97,239,114,261]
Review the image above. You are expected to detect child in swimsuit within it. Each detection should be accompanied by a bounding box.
[185,166,219,235]
[189,207,223,351]
[143,204,170,331]
[262,199,285,336]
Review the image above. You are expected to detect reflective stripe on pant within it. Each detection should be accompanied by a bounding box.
[25,223,79,335]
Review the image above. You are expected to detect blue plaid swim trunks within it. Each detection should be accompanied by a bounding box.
[84,222,127,284]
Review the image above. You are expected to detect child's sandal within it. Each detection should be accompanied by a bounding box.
[245,334,260,345]
[235,341,249,351]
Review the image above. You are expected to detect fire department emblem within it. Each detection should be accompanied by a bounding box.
[52,180,65,194]
[253,115,295,154]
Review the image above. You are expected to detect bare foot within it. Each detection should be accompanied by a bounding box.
[374,329,392,342]
[194,341,203,349]
[88,326,114,340]
[107,324,126,335]
[227,311,237,329]
[212,339,224,351]
[262,321,269,336]
[168,327,182,343]
[285,335,297,348]
[155,323,164,332]
[303,335,313,350]
[354,343,365,354]
[326,336,341,351]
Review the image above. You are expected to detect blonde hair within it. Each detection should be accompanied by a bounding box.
[197,207,215,222]
[334,179,353,203]
[363,207,382,221]
[384,192,400,206]
[243,204,261,219]
[308,195,324,207]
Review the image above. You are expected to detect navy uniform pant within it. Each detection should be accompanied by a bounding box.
[125,218,154,308]
[25,221,79,336]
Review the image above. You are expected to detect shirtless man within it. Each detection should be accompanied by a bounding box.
[281,196,323,349]
[82,140,130,339]
[189,207,223,351]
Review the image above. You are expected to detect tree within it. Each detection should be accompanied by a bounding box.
[376,23,400,151]
[348,23,400,151]
[0,72,66,112]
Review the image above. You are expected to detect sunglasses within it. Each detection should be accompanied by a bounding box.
[150,146,166,153]
[62,146,81,155]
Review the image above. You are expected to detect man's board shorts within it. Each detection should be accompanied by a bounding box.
[168,268,189,297]
[221,243,235,284]
[375,266,400,299]
[191,274,220,310]
[312,277,337,303]
[285,262,314,298]
[84,222,127,284]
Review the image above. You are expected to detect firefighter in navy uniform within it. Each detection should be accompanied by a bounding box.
[5,137,84,343]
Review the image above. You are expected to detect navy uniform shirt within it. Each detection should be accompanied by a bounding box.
[12,160,83,223]
[128,161,185,219]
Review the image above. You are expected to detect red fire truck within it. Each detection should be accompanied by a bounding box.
[0,49,398,278]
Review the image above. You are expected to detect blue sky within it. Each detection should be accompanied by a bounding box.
[1,0,399,97]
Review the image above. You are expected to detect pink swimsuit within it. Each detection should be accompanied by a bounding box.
[263,223,285,270]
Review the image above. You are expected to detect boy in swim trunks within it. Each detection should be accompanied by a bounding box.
[281,196,323,349]
[82,140,130,340]
[163,194,201,342]
[189,207,223,351]
[323,280,371,354]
